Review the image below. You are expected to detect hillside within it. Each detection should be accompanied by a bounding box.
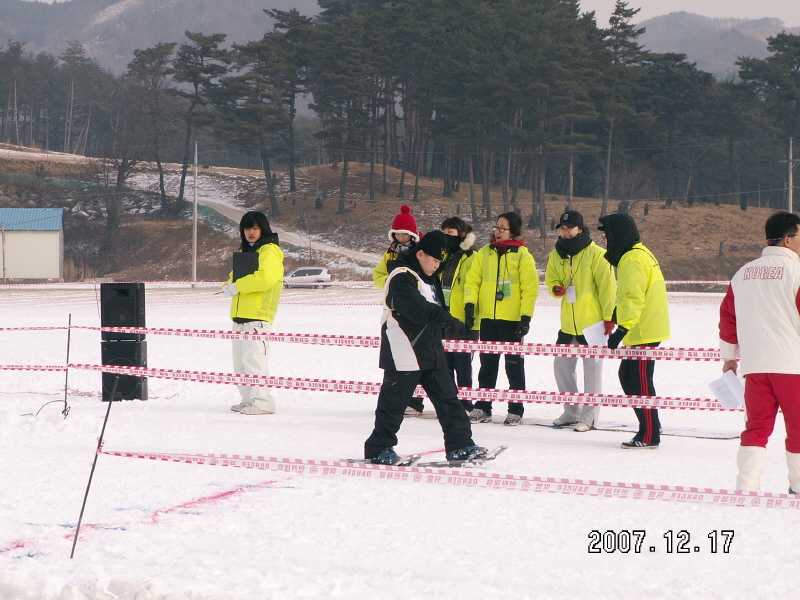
[639,12,800,79]
[0,0,320,73]
[0,146,778,287]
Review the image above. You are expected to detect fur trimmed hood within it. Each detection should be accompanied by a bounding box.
[460,231,476,252]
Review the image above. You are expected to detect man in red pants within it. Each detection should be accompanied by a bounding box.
[719,211,800,493]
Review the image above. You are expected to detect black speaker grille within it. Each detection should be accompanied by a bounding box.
[101,341,148,401]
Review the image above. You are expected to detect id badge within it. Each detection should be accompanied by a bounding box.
[499,280,512,299]
[566,285,577,303]
[442,287,452,307]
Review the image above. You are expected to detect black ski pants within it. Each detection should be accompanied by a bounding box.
[364,366,475,459]
[475,319,526,416]
[618,342,661,445]
[446,329,479,410]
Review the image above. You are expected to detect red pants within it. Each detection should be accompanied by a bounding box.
[741,372,800,452]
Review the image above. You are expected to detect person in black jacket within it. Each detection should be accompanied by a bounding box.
[364,230,487,464]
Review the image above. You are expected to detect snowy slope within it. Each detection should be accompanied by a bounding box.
[0,285,797,599]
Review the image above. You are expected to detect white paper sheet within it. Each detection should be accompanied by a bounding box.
[708,369,745,409]
[581,320,608,363]
[582,320,608,348]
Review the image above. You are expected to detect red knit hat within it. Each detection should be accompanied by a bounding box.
[389,205,420,242]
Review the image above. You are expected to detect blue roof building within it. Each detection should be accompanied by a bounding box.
[0,208,64,282]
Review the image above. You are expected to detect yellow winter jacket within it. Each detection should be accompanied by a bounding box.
[225,242,284,323]
[464,242,538,322]
[373,250,395,290]
[545,242,616,335]
[442,248,479,330]
[616,243,670,345]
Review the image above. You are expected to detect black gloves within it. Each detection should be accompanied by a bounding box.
[514,315,531,337]
[607,325,628,350]
[464,304,475,330]
[444,315,467,339]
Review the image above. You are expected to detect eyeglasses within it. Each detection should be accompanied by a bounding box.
[494,226,510,232]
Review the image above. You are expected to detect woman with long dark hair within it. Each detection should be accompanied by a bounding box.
[221,211,284,415]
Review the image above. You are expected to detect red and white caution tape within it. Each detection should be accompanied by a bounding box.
[665,280,729,285]
[69,363,736,411]
[100,449,796,511]
[91,326,722,361]
[0,364,67,372]
[0,327,69,332]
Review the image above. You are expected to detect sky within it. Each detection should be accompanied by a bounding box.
[21,0,800,27]
[581,0,800,27]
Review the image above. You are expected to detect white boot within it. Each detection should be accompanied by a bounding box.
[736,445,767,491]
[786,452,800,494]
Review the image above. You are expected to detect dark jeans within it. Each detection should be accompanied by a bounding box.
[364,367,476,459]
[475,319,526,416]
[618,342,661,445]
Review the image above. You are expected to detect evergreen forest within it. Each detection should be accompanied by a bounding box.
[1,0,799,239]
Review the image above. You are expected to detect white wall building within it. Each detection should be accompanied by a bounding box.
[0,208,64,282]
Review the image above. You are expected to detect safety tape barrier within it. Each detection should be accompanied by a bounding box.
[68,363,736,411]
[1,324,724,361]
[0,364,67,372]
[665,280,729,285]
[88,326,723,361]
[0,279,730,288]
[99,449,794,510]
[0,327,70,332]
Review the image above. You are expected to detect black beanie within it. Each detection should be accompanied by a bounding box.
[415,230,449,261]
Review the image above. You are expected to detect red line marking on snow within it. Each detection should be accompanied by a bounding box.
[142,482,280,525]
[0,539,33,555]
[1,479,286,554]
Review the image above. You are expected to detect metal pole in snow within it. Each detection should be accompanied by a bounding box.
[192,141,198,288]
[1,222,5,284]
[790,138,794,214]
[62,314,72,419]
[70,376,119,558]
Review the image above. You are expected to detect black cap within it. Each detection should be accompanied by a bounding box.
[415,230,449,261]
[554,210,584,230]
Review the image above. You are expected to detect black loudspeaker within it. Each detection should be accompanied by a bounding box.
[101,341,148,401]
[101,282,146,341]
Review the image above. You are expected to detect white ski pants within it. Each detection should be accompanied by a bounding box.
[232,320,275,412]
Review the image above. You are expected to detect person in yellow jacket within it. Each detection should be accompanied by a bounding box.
[440,216,479,411]
[598,213,670,448]
[373,205,420,289]
[463,212,539,425]
[222,211,284,415]
[546,210,617,431]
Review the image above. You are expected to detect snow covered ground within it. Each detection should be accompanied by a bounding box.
[1,284,798,599]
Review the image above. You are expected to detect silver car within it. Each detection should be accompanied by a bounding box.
[283,267,333,288]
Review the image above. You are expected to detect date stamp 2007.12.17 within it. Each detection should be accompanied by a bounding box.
[588,530,734,554]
